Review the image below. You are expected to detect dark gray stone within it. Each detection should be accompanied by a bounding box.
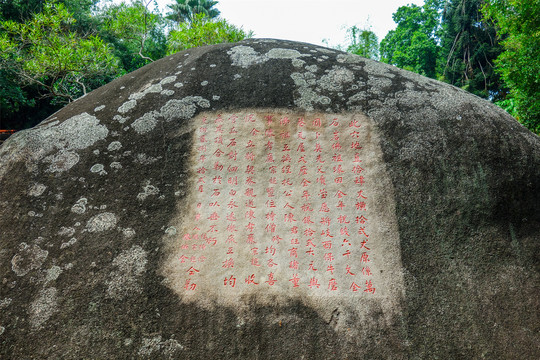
[0,39,538,359]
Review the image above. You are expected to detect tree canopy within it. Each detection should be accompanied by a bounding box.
[166,0,220,24]
[344,25,379,60]
[99,0,167,71]
[0,0,537,134]
[380,1,441,77]
[0,2,119,101]
[167,13,252,54]
[482,0,540,133]
[0,0,251,130]
[440,0,504,99]
[375,0,537,134]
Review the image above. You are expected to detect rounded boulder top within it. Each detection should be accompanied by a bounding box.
[0,39,539,359]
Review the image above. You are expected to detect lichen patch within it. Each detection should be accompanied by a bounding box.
[28,183,47,197]
[113,115,128,124]
[58,227,75,237]
[318,67,355,92]
[110,161,123,169]
[160,76,177,85]
[86,212,117,232]
[0,112,107,179]
[41,112,109,151]
[105,245,148,300]
[228,46,309,68]
[29,287,57,330]
[107,141,122,152]
[129,83,163,101]
[60,238,77,249]
[122,228,136,238]
[44,150,80,173]
[131,111,160,134]
[137,183,160,201]
[45,265,63,283]
[138,336,184,357]
[71,198,88,214]
[161,89,175,96]
[90,163,106,174]
[118,99,137,114]
[11,243,48,277]
[266,48,306,59]
[160,97,210,121]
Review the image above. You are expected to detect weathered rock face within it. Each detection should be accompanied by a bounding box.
[0,39,539,359]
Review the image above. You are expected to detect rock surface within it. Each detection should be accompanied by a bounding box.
[0,39,539,359]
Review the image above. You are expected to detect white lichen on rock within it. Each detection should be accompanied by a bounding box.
[86,212,117,232]
[160,76,177,85]
[11,243,48,277]
[165,226,177,236]
[227,46,264,67]
[43,113,109,151]
[122,227,136,238]
[60,238,77,249]
[134,153,160,165]
[131,111,160,134]
[45,265,62,283]
[137,183,160,201]
[266,48,306,59]
[29,287,57,330]
[113,115,129,124]
[107,141,122,151]
[0,298,13,309]
[117,99,137,114]
[138,336,184,356]
[106,245,148,300]
[316,47,336,54]
[290,72,331,110]
[28,183,47,197]
[292,59,306,68]
[161,89,175,96]
[90,163,105,174]
[129,82,164,101]
[160,97,210,121]
[0,112,108,179]
[44,150,80,173]
[318,66,355,92]
[71,198,88,214]
[110,161,123,169]
[58,227,76,237]
[289,66,354,110]
[228,46,309,68]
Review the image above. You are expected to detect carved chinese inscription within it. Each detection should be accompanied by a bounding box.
[164,111,402,302]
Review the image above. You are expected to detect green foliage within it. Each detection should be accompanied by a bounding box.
[482,0,540,134]
[440,0,504,99]
[167,13,251,54]
[344,25,379,59]
[0,0,248,129]
[99,0,167,70]
[0,66,35,126]
[380,2,442,78]
[0,1,120,102]
[0,0,99,27]
[167,0,220,24]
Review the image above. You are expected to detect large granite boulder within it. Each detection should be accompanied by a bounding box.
[0,39,538,359]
